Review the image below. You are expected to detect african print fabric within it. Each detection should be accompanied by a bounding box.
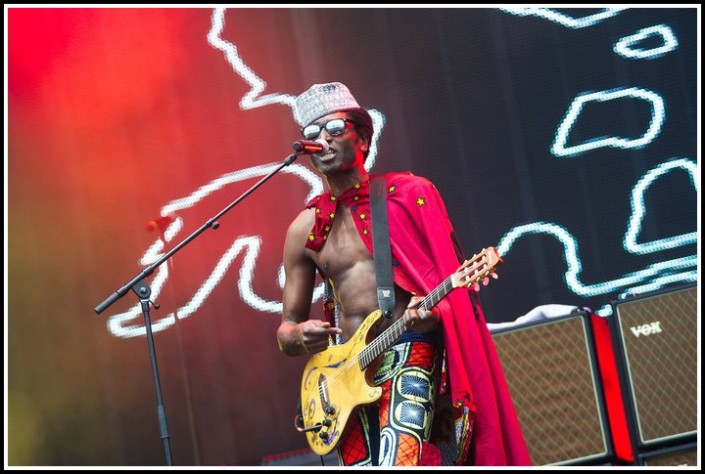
[338,339,440,466]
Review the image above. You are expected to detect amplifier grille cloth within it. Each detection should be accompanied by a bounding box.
[614,286,697,444]
[493,315,607,465]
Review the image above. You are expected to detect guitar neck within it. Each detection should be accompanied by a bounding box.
[358,275,454,369]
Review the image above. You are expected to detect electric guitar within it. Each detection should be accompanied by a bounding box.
[299,247,503,455]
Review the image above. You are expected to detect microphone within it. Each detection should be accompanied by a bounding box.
[293,139,329,154]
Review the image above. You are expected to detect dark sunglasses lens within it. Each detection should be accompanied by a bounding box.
[302,125,321,140]
[325,119,346,136]
[302,119,347,139]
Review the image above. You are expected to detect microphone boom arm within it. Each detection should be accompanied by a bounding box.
[93,149,301,466]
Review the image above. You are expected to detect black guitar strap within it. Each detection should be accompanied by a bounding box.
[370,175,395,319]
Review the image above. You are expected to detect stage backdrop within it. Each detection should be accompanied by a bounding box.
[7,7,698,466]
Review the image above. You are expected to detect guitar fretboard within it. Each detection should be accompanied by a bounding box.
[357,276,454,369]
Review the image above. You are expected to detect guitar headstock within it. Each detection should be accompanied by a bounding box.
[451,247,503,289]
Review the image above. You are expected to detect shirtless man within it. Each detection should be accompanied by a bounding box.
[276,82,530,467]
[277,107,438,355]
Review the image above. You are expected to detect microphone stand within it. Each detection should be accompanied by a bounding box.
[95,150,302,465]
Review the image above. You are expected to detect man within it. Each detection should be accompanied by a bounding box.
[276,82,530,466]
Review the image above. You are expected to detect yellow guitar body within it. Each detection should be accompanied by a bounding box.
[300,309,384,456]
[298,247,503,456]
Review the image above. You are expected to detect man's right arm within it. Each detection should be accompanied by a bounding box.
[277,211,341,356]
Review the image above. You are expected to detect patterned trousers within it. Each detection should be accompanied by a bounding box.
[337,339,441,466]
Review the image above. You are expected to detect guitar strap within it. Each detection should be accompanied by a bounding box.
[296,176,395,434]
[370,175,395,319]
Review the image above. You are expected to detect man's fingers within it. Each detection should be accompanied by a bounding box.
[304,322,341,336]
[406,297,423,309]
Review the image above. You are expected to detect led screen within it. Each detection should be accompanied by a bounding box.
[7,7,698,466]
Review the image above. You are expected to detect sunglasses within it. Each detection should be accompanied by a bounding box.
[301,118,354,140]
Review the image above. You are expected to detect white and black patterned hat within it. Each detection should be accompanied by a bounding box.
[293,82,361,126]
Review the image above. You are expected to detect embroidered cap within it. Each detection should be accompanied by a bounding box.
[293,82,361,126]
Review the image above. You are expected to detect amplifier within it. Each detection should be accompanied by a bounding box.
[637,441,698,466]
[610,284,697,450]
[492,311,613,465]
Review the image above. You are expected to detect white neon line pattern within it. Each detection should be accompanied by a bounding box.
[614,24,679,60]
[551,87,665,157]
[624,158,697,254]
[106,9,385,338]
[499,7,625,29]
[106,8,694,338]
[497,159,697,316]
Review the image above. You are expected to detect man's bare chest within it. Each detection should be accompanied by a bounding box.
[309,206,372,279]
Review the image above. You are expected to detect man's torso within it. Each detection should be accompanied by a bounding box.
[306,204,411,341]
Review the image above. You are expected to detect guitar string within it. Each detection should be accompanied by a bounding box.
[320,273,453,393]
[307,255,494,444]
[316,253,491,398]
[309,250,496,435]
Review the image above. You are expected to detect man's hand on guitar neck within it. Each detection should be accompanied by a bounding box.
[473,272,499,292]
[403,296,441,333]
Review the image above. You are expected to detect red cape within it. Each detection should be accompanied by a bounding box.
[382,172,531,466]
[307,171,531,465]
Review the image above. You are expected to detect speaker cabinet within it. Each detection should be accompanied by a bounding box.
[610,284,697,450]
[637,441,698,466]
[491,311,613,465]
